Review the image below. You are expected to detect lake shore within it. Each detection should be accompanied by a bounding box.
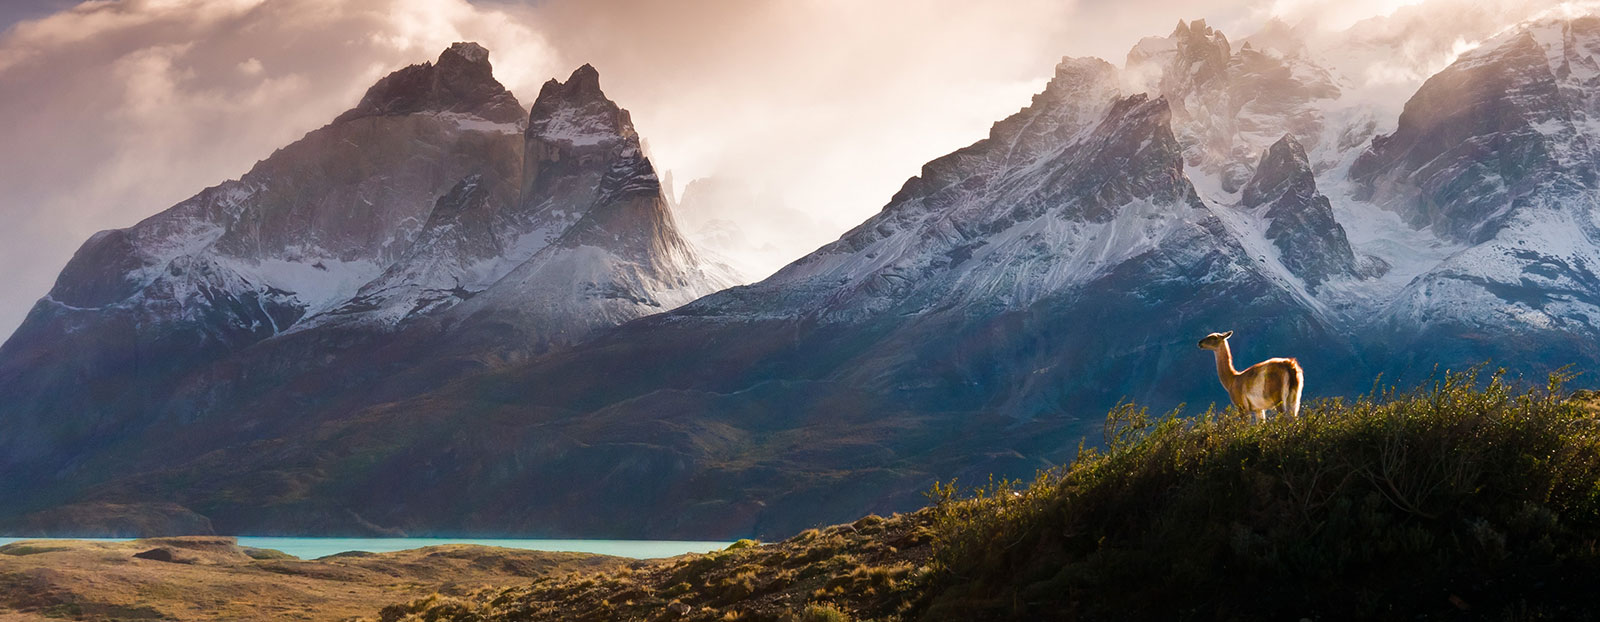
[0,536,730,560]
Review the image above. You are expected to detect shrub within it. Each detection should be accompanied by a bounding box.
[794,603,850,622]
[924,369,1600,620]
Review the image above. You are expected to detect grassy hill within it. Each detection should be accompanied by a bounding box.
[379,370,1600,621]
[923,370,1600,620]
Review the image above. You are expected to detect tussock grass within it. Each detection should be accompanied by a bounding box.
[924,369,1600,620]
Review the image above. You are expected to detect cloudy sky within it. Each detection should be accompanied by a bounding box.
[0,0,1566,340]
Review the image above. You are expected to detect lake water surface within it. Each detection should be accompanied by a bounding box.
[0,536,731,560]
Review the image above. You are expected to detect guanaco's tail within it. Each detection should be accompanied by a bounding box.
[1284,358,1303,418]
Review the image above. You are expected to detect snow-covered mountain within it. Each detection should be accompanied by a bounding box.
[0,46,731,516]
[298,63,734,345]
[4,12,1600,540]
[1352,18,1600,369]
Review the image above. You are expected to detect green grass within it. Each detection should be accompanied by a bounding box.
[922,369,1600,620]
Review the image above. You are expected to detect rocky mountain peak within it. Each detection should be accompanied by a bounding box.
[444,42,490,64]
[1347,20,1572,243]
[1240,134,1314,208]
[1174,18,1229,64]
[527,64,635,150]
[565,63,603,94]
[1126,18,1232,106]
[1242,134,1364,287]
[334,42,524,125]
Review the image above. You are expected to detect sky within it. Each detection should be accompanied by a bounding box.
[0,0,1567,341]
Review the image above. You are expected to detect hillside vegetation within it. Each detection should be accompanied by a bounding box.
[381,371,1600,621]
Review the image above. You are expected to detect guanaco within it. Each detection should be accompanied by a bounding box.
[1197,331,1302,422]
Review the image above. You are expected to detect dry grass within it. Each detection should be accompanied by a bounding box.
[377,513,936,622]
[0,536,624,622]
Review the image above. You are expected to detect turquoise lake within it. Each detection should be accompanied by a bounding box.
[0,536,731,560]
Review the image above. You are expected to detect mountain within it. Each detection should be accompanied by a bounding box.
[15,54,1356,539]
[0,47,731,531]
[297,63,733,349]
[0,42,525,469]
[1126,19,1342,191]
[1350,18,1600,372]
[6,14,1600,541]
[1239,134,1369,288]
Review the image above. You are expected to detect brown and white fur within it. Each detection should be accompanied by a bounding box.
[1197,331,1302,422]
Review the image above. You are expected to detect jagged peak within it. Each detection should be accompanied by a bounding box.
[1262,133,1310,167]
[534,64,608,106]
[1242,134,1313,208]
[1129,17,1231,70]
[1171,17,1224,41]
[527,64,637,149]
[1243,134,1363,286]
[568,63,602,91]
[1037,56,1119,100]
[444,42,489,65]
[334,42,523,125]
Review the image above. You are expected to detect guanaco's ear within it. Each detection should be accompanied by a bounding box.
[1222,330,1233,338]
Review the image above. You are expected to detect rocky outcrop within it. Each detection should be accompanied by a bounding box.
[1240,134,1363,287]
[334,42,524,124]
[1126,19,1340,191]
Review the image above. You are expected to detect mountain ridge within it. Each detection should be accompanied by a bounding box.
[4,14,1600,540]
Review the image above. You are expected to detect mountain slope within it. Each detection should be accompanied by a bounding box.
[0,42,526,471]
[7,14,1600,542]
[297,63,733,347]
[38,56,1358,539]
[0,50,732,532]
[1350,18,1600,372]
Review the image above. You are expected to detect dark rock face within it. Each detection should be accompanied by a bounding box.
[1240,134,1362,287]
[334,42,524,124]
[1347,18,1600,376]
[48,230,148,308]
[1348,31,1569,243]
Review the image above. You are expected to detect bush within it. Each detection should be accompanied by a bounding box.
[924,369,1600,620]
[795,603,850,622]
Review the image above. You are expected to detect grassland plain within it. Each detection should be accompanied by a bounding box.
[380,371,1600,621]
[0,536,626,621]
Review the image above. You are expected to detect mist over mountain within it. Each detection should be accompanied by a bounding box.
[3,7,1599,540]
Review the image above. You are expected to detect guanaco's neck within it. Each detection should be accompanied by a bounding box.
[1213,342,1239,385]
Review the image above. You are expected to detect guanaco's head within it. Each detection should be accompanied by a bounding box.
[1197,330,1233,351]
